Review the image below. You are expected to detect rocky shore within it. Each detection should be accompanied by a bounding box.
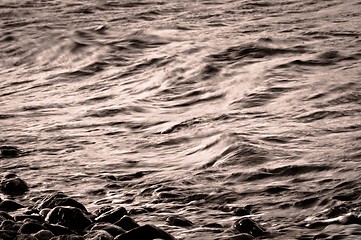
[1,145,265,240]
[0,173,264,240]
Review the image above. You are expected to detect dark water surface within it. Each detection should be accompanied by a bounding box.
[1,0,361,239]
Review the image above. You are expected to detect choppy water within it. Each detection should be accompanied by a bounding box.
[1,0,361,239]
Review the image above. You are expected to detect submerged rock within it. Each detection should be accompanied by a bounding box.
[166,215,193,227]
[114,224,176,240]
[0,146,21,158]
[233,217,266,237]
[0,174,29,196]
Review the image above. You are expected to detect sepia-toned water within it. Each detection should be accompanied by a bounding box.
[1,0,361,239]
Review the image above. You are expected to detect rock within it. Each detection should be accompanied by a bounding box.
[0,146,21,158]
[115,215,140,231]
[32,229,55,240]
[84,230,114,240]
[114,224,176,240]
[202,223,223,228]
[89,222,125,237]
[46,206,92,233]
[0,230,17,240]
[0,174,29,196]
[233,207,251,216]
[18,220,46,234]
[222,233,255,240]
[233,218,266,237]
[0,199,25,211]
[95,207,127,224]
[15,233,38,240]
[36,193,88,212]
[49,234,84,240]
[44,223,75,236]
[0,211,14,221]
[14,214,43,222]
[93,206,113,217]
[166,215,193,227]
[0,219,21,231]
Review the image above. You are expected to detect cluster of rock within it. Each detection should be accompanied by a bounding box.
[0,172,268,240]
[0,146,268,240]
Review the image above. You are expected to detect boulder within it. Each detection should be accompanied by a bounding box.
[166,215,193,227]
[32,230,55,240]
[0,146,21,158]
[89,222,125,237]
[115,215,139,231]
[0,174,29,196]
[233,218,266,237]
[46,206,92,233]
[95,207,127,224]
[114,224,176,240]
[36,193,88,212]
[84,230,114,240]
[0,199,24,212]
[18,220,47,234]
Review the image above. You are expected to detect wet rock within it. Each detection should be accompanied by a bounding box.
[0,174,29,196]
[15,233,38,240]
[95,206,127,224]
[44,223,75,236]
[46,206,92,233]
[233,207,252,216]
[36,193,88,212]
[128,207,149,215]
[233,218,266,237]
[115,215,140,231]
[14,214,43,222]
[89,222,125,237]
[0,211,14,221]
[0,230,17,240]
[0,219,21,231]
[49,234,84,240]
[18,220,46,234]
[326,204,349,217]
[93,206,113,217]
[202,223,223,228]
[0,199,24,211]
[114,224,176,240]
[0,146,21,158]
[32,229,55,240]
[166,215,193,227]
[222,233,255,240]
[84,230,113,240]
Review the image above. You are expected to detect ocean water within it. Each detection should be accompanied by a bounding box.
[1,0,360,239]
